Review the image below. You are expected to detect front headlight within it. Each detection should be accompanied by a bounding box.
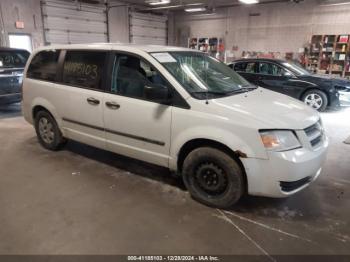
[260,130,301,152]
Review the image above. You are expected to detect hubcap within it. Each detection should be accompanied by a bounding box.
[304,93,323,110]
[38,117,54,144]
[194,162,228,196]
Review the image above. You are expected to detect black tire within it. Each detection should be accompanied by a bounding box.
[302,89,328,112]
[182,147,244,209]
[34,110,66,151]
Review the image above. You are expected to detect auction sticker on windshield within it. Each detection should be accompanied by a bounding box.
[151,52,177,63]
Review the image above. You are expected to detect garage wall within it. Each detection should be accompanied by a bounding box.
[0,0,44,49]
[174,0,350,54]
[130,11,168,45]
[41,0,108,44]
[108,0,130,43]
[0,0,134,48]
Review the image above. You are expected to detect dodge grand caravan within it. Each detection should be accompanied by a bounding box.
[22,44,329,208]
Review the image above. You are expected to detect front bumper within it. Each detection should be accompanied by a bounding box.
[241,136,329,198]
[339,91,350,106]
[0,93,21,105]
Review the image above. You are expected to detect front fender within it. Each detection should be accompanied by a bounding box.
[169,125,268,171]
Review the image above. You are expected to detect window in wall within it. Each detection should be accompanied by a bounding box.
[9,34,32,52]
[62,51,106,89]
[111,54,168,101]
[258,62,287,76]
[27,50,60,81]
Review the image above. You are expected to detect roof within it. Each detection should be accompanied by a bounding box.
[230,58,287,64]
[34,43,197,53]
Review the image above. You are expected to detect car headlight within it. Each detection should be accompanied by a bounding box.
[260,130,301,152]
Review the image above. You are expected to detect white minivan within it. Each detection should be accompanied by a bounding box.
[22,44,328,208]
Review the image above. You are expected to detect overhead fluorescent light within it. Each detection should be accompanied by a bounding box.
[320,2,350,7]
[146,0,171,5]
[239,0,259,4]
[146,2,203,10]
[185,7,206,12]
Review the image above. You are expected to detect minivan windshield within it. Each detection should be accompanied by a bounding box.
[282,61,311,76]
[151,51,254,99]
[0,50,30,68]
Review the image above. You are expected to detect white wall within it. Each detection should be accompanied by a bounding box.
[0,0,44,50]
[174,0,350,54]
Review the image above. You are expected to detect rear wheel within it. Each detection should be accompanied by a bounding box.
[302,89,328,112]
[34,110,66,150]
[182,147,244,208]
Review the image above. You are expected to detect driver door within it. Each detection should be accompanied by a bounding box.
[257,62,299,98]
[103,53,172,167]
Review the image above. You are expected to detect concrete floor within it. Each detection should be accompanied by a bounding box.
[0,103,349,256]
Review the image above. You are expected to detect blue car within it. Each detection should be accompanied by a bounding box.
[0,47,30,105]
[229,58,350,111]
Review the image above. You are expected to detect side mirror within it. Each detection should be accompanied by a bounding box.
[144,84,171,104]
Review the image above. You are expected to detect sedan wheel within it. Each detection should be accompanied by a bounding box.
[304,93,323,110]
[302,90,328,112]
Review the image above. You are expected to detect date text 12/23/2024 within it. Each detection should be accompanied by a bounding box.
[128,256,219,261]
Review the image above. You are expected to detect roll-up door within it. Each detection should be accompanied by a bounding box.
[41,0,107,45]
[129,12,167,45]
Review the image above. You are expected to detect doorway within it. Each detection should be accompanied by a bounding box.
[8,34,32,52]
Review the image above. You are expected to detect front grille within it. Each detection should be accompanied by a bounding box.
[280,176,312,192]
[304,121,324,148]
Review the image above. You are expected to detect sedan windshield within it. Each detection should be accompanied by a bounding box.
[282,61,311,76]
[151,51,253,99]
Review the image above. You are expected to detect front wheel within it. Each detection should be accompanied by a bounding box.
[302,89,328,112]
[182,147,245,209]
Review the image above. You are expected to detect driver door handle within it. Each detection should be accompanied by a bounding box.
[105,101,120,110]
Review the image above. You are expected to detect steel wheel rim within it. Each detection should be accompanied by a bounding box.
[304,93,323,110]
[194,162,228,197]
[38,117,54,144]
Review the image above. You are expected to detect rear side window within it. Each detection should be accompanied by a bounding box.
[233,62,256,73]
[27,50,60,81]
[62,51,106,90]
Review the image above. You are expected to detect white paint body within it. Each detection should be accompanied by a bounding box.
[22,44,328,198]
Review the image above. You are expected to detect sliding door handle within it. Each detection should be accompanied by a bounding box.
[105,101,120,110]
[87,97,100,105]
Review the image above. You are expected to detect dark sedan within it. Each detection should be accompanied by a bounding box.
[229,58,350,111]
[0,47,30,105]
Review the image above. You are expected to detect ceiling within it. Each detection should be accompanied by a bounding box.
[114,0,294,9]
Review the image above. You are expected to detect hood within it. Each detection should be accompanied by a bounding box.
[299,74,350,91]
[211,88,319,130]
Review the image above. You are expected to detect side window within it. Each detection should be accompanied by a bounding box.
[62,51,106,89]
[258,62,287,76]
[27,50,60,81]
[234,62,256,73]
[111,54,168,101]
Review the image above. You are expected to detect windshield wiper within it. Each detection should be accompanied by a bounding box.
[191,91,227,95]
[224,86,257,95]
[191,86,257,98]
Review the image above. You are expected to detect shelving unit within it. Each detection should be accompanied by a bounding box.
[188,37,225,61]
[306,34,350,77]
